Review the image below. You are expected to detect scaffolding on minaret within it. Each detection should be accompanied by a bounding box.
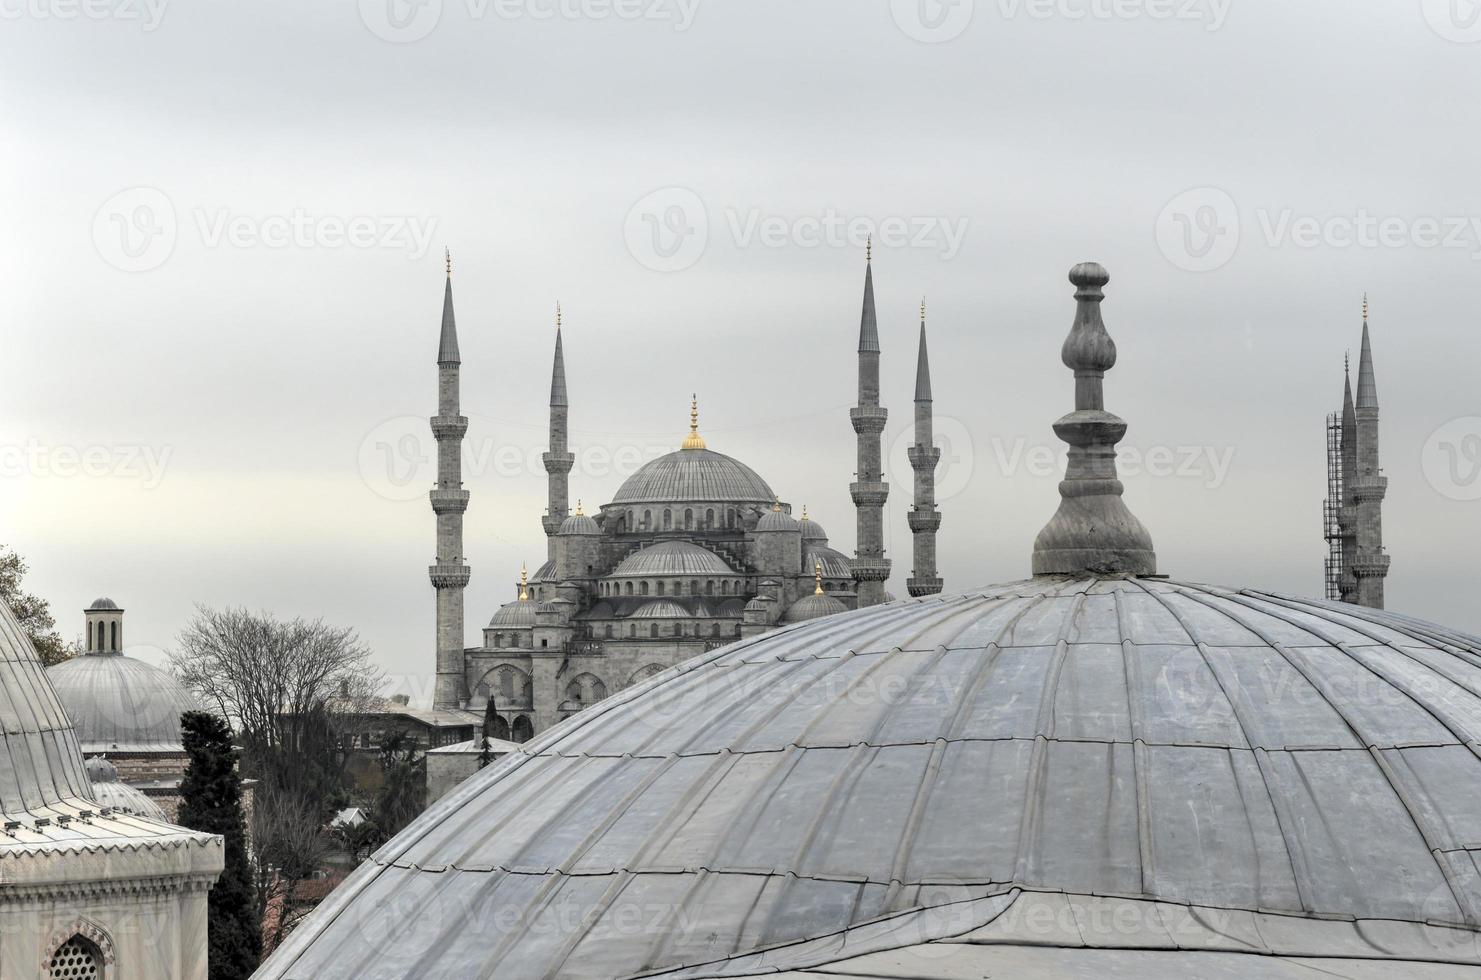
[1322,410,1345,601]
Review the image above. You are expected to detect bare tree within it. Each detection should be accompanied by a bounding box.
[253,785,333,953]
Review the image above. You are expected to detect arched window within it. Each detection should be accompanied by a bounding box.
[684,508,694,529]
[624,582,633,596]
[629,623,637,638]
[663,509,672,530]
[512,715,534,743]
[690,580,699,596]
[48,934,103,979]
[705,508,715,528]
[643,509,652,528]
[705,581,714,596]
[672,623,681,637]
[640,581,650,596]
[492,715,511,740]
[656,580,665,596]
[109,621,118,652]
[650,623,659,638]
[712,623,722,637]
[616,514,627,533]
[605,624,614,639]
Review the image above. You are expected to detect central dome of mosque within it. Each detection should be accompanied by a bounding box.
[611,447,776,507]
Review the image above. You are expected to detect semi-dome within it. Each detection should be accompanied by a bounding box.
[47,650,199,753]
[629,600,693,619]
[611,448,775,506]
[782,590,848,623]
[488,600,537,629]
[806,544,853,580]
[613,540,735,578]
[257,579,1481,979]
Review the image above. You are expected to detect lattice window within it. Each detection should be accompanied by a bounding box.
[49,937,102,979]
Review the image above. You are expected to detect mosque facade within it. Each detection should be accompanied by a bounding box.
[427,250,945,739]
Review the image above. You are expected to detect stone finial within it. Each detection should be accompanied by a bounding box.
[1031,263,1157,577]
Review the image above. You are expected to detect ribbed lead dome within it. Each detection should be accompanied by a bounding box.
[256,576,1481,979]
[613,540,736,578]
[47,652,200,753]
[611,448,775,506]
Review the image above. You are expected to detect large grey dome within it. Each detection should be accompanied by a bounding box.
[47,651,199,754]
[488,600,537,629]
[613,540,735,578]
[256,576,1481,979]
[611,448,775,506]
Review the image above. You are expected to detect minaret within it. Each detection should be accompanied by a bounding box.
[906,299,943,597]
[431,250,471,710]
[1351,296,1390,609]
[849,239,891,607]
[542,303,574,547]
[1339,356,1358,603]
[1032,263,1157,576]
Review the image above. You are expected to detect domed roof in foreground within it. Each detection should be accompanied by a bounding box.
[47,651,199,753]
[611,448,775,507]
[613,540,735,578]
[257,579,1481,979]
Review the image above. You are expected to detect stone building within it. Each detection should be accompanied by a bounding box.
[258,262,1481,980]
[427,249,945,739]
[0,595,221,980]
[1323,297,1391,608]
[47,598,201,821]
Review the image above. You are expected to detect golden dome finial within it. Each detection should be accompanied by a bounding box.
[773,498,782,512]
[575,498,584,516]
[518,563,529,601]
[814,561,825,596]
[682,393,706,450]
[801,504,809,521]
[445,247,452,278]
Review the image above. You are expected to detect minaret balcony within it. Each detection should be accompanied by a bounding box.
[1351,475,1389,502]
[850,557,892,582]
[428,564,472,588]
[850,482,890,508]
[907,445,942,469]
[430,415,469,440]
[542,451,575,474]
[429,488,471,513]
[907,577,944,597]
[907,510,942,533]
[849,406,889,435]
[1350,554,1392,578]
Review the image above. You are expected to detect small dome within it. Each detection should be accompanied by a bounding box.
[488,600,537,629]
[783,592,848,623]
[806,545,853,581]
[798,516,827,542]
[87,597,121,611]
[629,600,692,619]
[85,756,119,782]
[89,777,167,821]
[613,541,734,578]
[756,507,799,532]
[743,595,772,611]
[48,651,199,753]
[611,448,775,506]
[558,512,600,535]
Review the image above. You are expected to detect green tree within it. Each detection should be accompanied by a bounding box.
[372,732,425,843]
[0,545,73,666]
[177,711,262,980]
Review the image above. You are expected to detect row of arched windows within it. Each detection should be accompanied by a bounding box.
[88,620,118,653]
[601,578,741,597]
[604,621,738,640]
[612,506,754,535]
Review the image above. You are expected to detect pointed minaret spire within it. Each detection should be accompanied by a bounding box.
[542,303,575,542]
[1032,263,1156,577]
[907,299,943,597]
[1337,354,1358,603]
[430,257,471,709]
[850,244,890,606]
[1350,295,1389,608]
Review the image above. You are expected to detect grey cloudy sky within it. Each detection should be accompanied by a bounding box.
[4,0,1480,693]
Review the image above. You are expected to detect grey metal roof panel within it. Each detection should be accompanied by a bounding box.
[256,577,1481,980]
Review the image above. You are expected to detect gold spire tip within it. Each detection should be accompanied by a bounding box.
[801,504,809,520]
[682,394,706,450]
[773,498,782,512]
[575,498,584,516]
[814,561,824,595]
[518,564,529,601]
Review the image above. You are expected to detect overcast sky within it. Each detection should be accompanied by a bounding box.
[4,0,1480,695]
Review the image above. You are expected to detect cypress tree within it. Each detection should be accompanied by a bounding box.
[178,710,262,980]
